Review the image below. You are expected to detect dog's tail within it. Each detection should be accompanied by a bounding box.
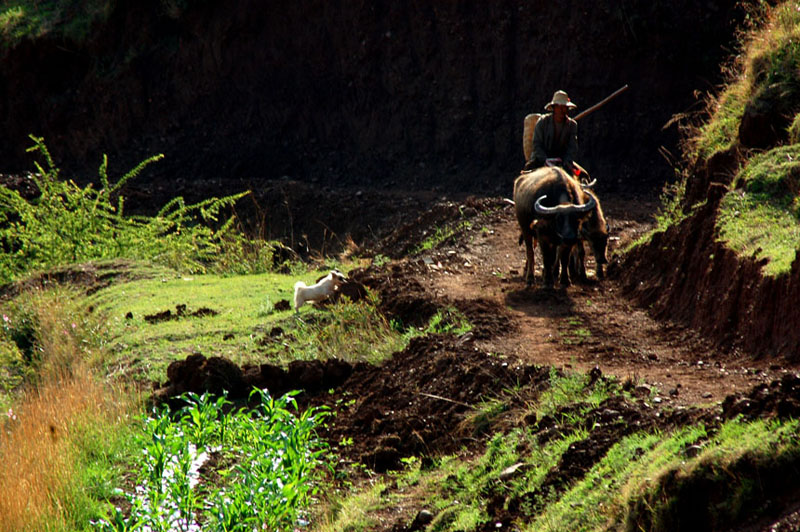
[293,281,307,311]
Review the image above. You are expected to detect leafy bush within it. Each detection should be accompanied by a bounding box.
[0,136,252,283]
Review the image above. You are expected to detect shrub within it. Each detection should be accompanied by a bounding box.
[0,136,250,282]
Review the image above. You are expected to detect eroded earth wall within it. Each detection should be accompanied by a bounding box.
[0,0,746,195]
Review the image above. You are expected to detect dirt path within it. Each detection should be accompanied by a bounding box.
[410,197,792,408]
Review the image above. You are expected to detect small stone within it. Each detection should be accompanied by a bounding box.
[685,444,703,458]
[408,509,435,531]
[499,462,527,481]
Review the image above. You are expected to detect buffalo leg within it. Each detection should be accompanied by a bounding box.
[523,233,535,285]
[569,242,588,283]
[541,242,557,288]
[558,244,572,286]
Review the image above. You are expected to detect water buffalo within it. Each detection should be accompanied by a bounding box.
[513,166,596,287]
[568,188,609,282]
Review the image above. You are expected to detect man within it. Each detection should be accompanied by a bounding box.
[524,90,579,175]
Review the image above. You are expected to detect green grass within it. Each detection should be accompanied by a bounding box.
[87,266,407,384]
[412,220,473,255]
[717,191,800,275]
[0,0,109,46]
[423,307,472,336]
[534,367,620,420]
[314,480,388,532]
[693,82,750,160]
[717,144,800,276]
[90,270,295,355]
[623,418,800,531]
[692,2,800,160]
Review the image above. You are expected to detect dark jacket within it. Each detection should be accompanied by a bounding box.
[526,113,578,172]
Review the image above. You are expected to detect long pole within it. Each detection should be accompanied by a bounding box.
[573,84,629,121]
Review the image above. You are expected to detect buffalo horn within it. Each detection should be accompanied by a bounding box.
[534,194,596,215]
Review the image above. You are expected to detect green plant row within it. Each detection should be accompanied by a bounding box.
[95,389,331,532]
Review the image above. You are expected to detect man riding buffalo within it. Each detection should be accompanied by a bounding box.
[524,90,581,178]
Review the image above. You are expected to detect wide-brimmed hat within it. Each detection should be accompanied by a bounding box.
[544,90,577,111]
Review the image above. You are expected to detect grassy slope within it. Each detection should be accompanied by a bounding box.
[690,2,800,276]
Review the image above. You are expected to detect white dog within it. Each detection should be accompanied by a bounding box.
[293,270,347,311]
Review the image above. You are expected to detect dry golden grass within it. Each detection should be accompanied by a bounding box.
[1,367,104,530]
[0,288,136,531]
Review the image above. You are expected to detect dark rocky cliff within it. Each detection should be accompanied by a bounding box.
[0,0,746,198]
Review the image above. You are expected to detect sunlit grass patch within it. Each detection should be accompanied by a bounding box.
[691,2,800,161]
[622,418,800,531]
[718,191,800,275]
[717,145,800,276]
[89,266,410,383]
[89,269,310,382]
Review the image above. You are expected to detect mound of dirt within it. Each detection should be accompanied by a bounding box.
[0,259,147,300]
[312,334,551,473]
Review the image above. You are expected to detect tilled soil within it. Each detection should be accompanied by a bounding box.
[12,185,797,530]
[146,192,800,530]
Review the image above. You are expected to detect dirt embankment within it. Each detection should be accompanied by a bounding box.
[617,84,800,361]
[0,0,745,198]
[145,197,800,530]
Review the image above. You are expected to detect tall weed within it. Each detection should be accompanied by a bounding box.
[0,136,251,282]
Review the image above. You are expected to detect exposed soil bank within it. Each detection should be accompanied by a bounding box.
[0,0,746,198]
[617,181,800,362]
